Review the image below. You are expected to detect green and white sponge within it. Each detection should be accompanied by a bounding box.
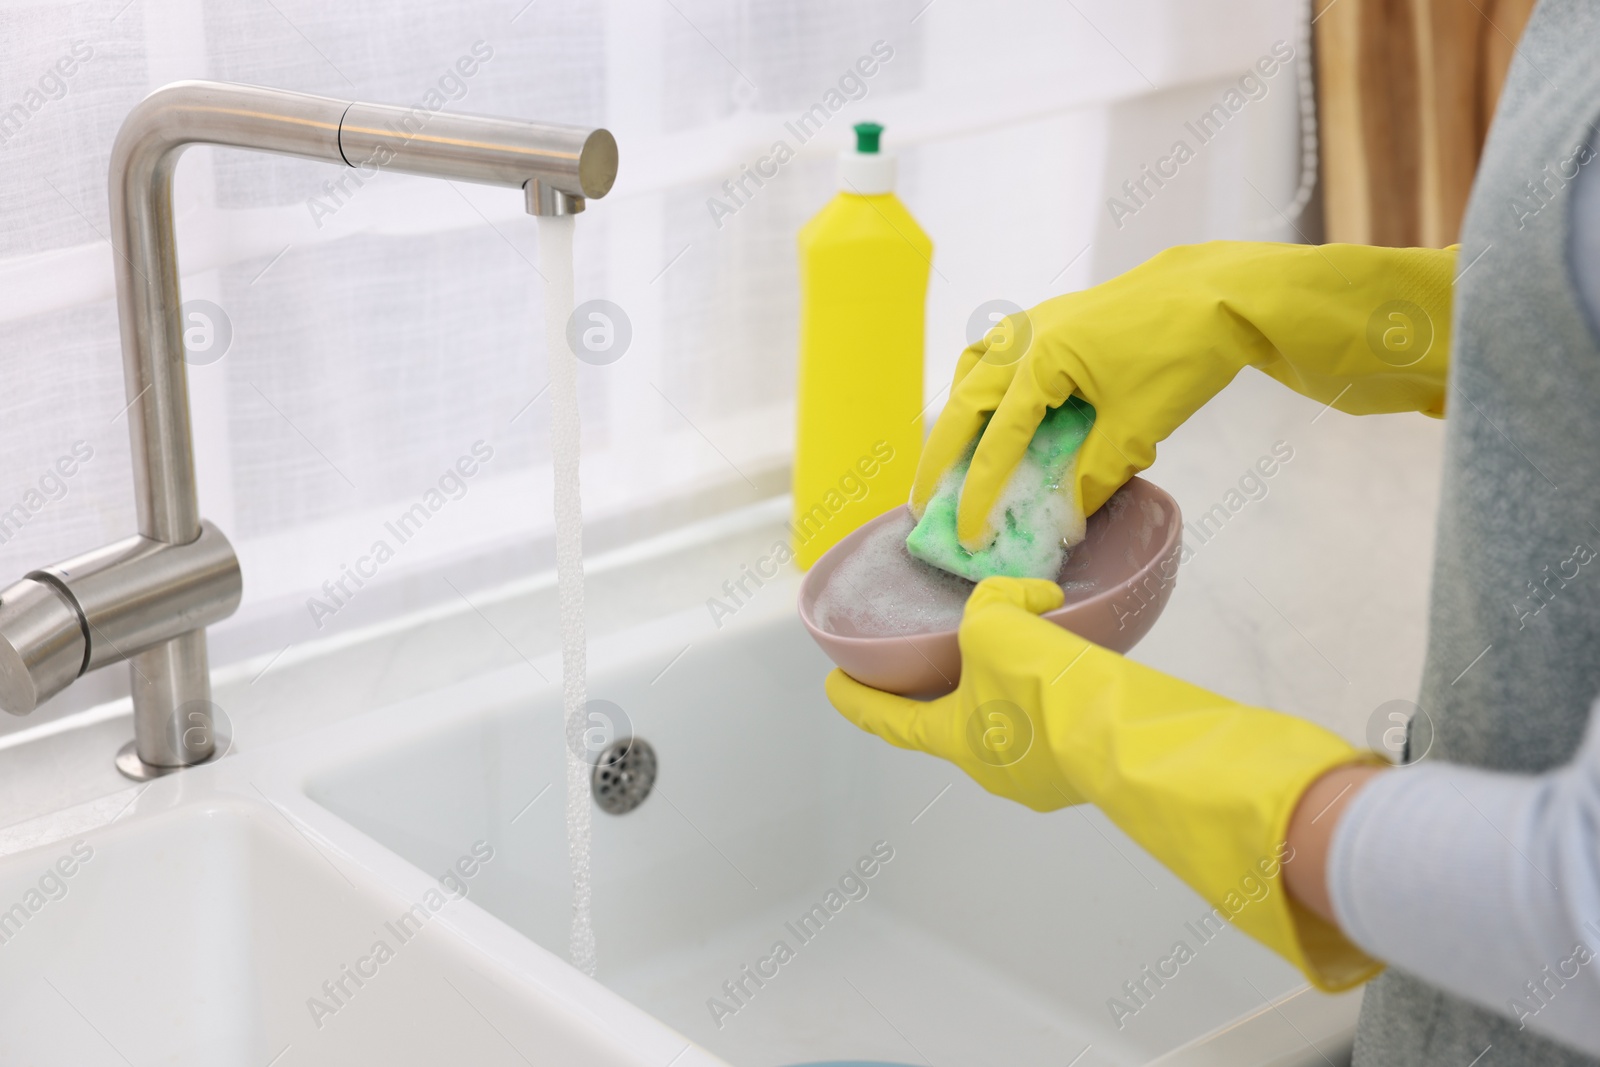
[905,397,1095,581]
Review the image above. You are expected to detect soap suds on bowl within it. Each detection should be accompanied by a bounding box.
[813,512,976,637]
[1138,498,1165,549]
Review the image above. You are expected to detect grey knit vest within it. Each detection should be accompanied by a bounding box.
[1354,1,1600,1063]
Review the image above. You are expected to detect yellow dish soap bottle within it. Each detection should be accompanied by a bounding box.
[792,122,932,569]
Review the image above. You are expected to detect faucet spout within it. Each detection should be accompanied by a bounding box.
[335,99,615,214]
[0,80,617,778]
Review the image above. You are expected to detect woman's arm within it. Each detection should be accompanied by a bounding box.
[1285,710,1600,1056]
[1284,762,1386,922]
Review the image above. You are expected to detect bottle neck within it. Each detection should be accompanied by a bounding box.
[838,151,895,195]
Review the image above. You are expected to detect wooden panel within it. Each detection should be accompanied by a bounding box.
[1315,0,1422,245]
[1315,0,1537,247]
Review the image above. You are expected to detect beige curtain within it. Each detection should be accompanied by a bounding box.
[1316,0,1539,247]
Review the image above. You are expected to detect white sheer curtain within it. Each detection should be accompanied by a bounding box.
[0,0,1303,725]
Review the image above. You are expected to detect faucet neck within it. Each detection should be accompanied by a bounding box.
[107,80,618,545]
[110,83,351,544]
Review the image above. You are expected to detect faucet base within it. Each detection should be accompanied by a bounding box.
[115,726,231,781]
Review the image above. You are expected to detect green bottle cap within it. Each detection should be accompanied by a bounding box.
[853,122,884,154]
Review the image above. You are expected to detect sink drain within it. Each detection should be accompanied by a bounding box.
[591,737,656,815]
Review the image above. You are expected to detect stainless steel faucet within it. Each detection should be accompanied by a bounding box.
[0,81,617,779]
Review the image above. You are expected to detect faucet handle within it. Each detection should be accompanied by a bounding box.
[0,521,241,718]
[0,578,87,716]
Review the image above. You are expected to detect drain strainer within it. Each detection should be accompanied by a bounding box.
[591,737,656,815]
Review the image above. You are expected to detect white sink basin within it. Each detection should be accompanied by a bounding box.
[296,603,1358,1067]
[0,789,705,1065]
[0,508,1358,1067]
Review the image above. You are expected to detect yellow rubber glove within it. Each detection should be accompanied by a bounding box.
[826,577,1385,992]
[917,241,1456,548]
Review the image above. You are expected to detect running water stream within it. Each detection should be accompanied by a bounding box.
[538,213,596,975]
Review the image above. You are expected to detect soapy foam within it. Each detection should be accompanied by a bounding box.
[905,399,1093,582]
[540,213,596,977]
[813,511,977,637]
[974,449,1085,577]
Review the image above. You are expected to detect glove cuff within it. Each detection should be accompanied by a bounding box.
[1063,660,1389,991]
[1245,751,1391,992]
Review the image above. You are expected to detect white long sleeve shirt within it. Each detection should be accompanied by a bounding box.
[1329,701,1600,1056]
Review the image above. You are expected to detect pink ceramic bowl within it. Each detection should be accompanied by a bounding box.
[797,477,1183,696]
